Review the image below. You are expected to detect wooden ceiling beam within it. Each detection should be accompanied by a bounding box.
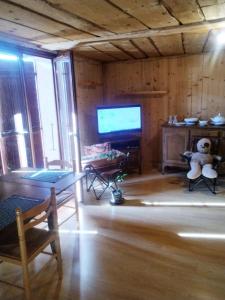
[71,18,225,49]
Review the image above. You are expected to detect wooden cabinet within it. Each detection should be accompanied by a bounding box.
[162,127,189,172]
[103,136,142,174]
[162,124,225,173]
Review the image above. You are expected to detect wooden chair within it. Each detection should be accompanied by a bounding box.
[44,157,79,222]
[84,154,128,200]
[44,157,76,172]
[181,136,222,194]
[0,189,62,300]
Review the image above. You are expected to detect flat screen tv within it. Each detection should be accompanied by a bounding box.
[97,105,142,135]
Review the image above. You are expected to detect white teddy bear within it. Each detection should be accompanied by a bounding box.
[184,138,218,180]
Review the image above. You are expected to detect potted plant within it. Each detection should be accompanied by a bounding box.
[110,172,127,205]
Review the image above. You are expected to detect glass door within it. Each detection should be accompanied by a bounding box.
[23,54,60,166]
[54,53,80,171]
[0,50,79,175]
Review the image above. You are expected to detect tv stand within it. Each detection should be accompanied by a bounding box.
[101,135,142,174]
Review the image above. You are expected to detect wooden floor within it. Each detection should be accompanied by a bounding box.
[1,171,225,300]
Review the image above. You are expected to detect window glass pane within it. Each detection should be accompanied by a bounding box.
[0,52,32,172]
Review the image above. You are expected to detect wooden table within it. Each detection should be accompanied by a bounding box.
[0,169,85,231]
[0,169,85,195]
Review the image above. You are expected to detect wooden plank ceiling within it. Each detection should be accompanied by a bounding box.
[0,0,225,61]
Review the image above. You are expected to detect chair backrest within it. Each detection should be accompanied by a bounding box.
[44,157,75,172]
[16,193,58,236]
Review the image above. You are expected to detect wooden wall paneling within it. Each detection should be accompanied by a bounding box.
[167,57,177,116]
[102,61,148,165]
[103,60,143,100]
[177,56,193,117]
[157,59,169,119]
[141,96,153,170]
[73,56,104,151]
[145,59,168,168]
[47,0,147,33]
[73,46,116,62]
[176,56,192,118]
[102,61,149,168]
[103,62,127,100]
[151,34,184,56]
[78,51,225,170]
[201,53,211,119]
[203,52,225,117]
[162,0,205,24]
[120,61,143,96]
[216,53,225,114]
[8,0,110,37]
[141,61,154,170]
[103,59,169,170]
[112,40,147,59]
[189,55,204,117]
[102,63,118,101]
[0,19,68,44]
[91,42,132,60]
[0,1,92,40]
[109,0,178,28]
[200,52,225,119]
[183,32,209,54]
[116,61,143,97]
[132,38,160,57]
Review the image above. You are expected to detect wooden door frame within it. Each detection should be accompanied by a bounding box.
[53,52,81,171]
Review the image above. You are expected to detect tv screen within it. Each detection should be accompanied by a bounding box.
[97,105,141,134]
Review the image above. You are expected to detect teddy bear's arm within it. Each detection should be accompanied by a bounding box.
[183,151,193,157]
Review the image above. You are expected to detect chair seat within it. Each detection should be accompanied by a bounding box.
[0,228,52,261]
[56,190,73,207]
[101,168,121,178]
[0,195,62,300]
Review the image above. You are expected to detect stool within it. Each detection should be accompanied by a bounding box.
[85,164,122,200]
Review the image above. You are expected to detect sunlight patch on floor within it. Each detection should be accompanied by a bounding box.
[59,229,98,235]
[178,232,225,239]
[142,201,225,207]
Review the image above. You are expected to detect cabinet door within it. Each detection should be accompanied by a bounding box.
[190,129,219,140]
[163,128,188,166]
[219,131,225,157]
